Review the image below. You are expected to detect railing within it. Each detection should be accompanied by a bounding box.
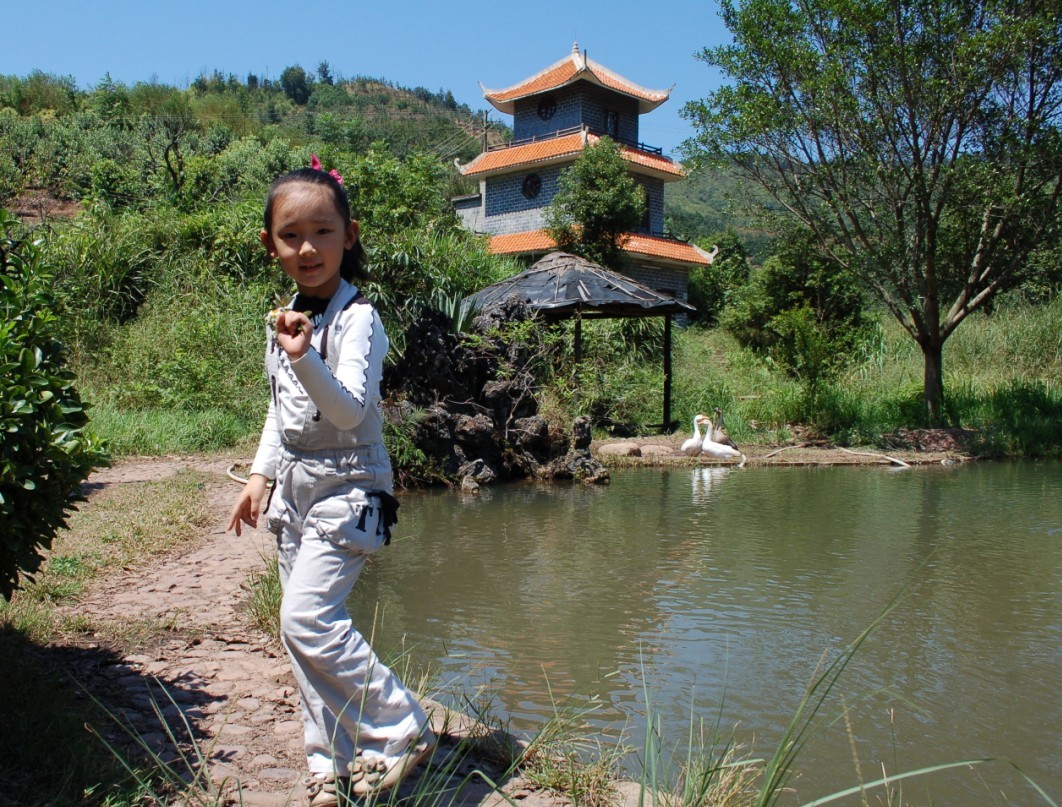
[633,228,686,241]
[487,125,584,151]
[488,125,666,157]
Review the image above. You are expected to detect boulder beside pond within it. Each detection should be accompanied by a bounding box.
[597,442,642,457]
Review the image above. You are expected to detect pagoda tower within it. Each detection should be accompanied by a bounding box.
[454,43,714,303]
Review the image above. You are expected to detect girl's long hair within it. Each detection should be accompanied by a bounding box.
[263,167,368,282]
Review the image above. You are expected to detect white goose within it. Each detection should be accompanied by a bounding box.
[680,413,709,456]
[701,416,747,468]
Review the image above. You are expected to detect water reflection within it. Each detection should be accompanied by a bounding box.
[690,466,731,504]
[349,461,1061,804]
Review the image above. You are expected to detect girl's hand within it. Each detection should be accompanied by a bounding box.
[228,473,270,536]
[274,310,313,359]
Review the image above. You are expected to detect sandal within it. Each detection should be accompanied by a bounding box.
[302,772,350,807]
[348,734,436,797]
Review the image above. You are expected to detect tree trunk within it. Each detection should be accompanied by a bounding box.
[922,340,945,425]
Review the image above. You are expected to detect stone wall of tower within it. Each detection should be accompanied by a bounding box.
[512,85,640,143]
[485,167,563,217]
[632,176,666,234]
[624,262,690,301]
[453,193,484,233]
[463,168,667,237]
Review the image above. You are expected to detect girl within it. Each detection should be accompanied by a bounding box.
[228,160,433,806]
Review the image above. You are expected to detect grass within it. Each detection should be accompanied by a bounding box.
[86,403,260,456]
[244,552,283,637]
[519,683,627,806]
[71,276,1060,460]
[0,469,212,643]
[660,296,1062,454]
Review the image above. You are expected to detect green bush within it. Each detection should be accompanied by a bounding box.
[686,230,750,325]
[0,210,108,599]
[721,228,872,388]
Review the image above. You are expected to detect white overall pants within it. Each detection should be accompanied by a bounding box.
[268,444,427,775]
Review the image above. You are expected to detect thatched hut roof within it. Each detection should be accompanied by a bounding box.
[466,251,695,320]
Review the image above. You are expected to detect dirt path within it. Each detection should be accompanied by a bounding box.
[63,456,586,807]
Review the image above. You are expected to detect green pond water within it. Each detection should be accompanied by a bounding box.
[350,460,1061,805]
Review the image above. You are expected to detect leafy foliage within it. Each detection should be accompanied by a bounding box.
[721,227,872,395]
[683,0,1062,422]
[280,65,312,105]
[0,210,108,599]
[545,137,646,267]
[686,229,750,324]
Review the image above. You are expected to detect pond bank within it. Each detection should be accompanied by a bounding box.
[591,427,977,469]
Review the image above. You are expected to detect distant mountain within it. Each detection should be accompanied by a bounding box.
[665,164,779,260]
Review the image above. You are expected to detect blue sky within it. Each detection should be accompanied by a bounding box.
[3,0,730,157]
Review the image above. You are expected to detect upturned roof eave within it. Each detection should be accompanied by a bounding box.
[482,72,670,115]
[480,44,671,115]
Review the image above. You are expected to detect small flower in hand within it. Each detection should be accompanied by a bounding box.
[267,307,312,335]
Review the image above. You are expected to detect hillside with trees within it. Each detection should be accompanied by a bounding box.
[665,163,779,260]
[0,65,509,209]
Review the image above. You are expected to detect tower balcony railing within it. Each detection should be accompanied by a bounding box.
[631,227,689,242]
[488,124,666,158]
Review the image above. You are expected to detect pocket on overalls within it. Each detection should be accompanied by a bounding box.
[304,490,385,555]
[264,481,294,536]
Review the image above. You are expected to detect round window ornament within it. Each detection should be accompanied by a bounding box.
[522,173,542,199]
[537,96,557,120]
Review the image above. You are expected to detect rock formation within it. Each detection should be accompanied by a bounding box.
[383,300,608,489]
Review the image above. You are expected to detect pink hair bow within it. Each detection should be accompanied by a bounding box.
[310,153,343,185]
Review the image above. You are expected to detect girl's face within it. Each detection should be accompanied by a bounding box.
[261,183,358,298]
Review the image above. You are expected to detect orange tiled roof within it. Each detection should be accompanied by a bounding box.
[459,132,587,176]
[481,43,671,114]
[621,233,714,265]
[458,131,684,179]
[488,230,713,266]
[489,230,558,254]
[486,61,580,105]
[611,138,684,178]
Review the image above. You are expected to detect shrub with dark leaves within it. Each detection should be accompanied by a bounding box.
[0,209,108,599]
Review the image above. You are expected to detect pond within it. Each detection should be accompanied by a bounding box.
[350,460,1061,805]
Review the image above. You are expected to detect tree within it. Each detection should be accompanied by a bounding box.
[545,136,646,267]
[280,65,312,105]
[138,89,198,197]
[687,229,750,324]
[683,0,1062,422]
[722,225,872,398]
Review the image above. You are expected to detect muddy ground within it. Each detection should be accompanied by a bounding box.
[49,434,973,805]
